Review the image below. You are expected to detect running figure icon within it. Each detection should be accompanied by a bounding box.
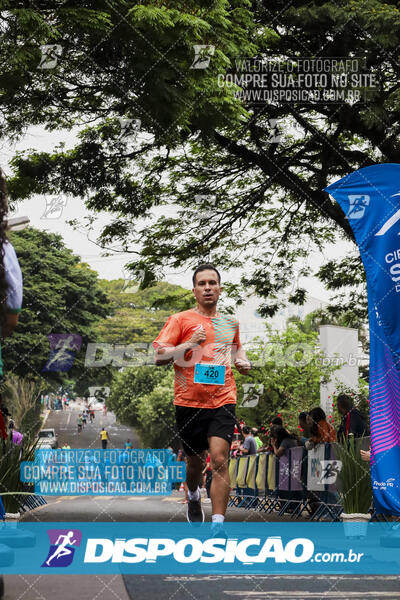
[45,531,77,566]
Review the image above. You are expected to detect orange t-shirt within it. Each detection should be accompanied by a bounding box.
[153,309,241,408]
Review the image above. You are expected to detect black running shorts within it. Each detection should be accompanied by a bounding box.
[175,403,236,456]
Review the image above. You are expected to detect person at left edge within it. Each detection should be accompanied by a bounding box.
[0,177,23,441]
[153,263,251,533]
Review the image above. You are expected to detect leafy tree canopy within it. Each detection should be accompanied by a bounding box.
[4,228,111,390]
[4,1,396,317]
[235,322,338,433]
[95,278,193,344]
[107,365,175,448]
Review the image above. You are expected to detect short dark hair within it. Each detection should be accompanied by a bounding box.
[242,426,250,434]
[298,412,308,421]
[271,416,283,426]
[192,263,221,286]
[337,393,353,412]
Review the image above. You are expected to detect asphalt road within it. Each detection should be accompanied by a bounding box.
[4,406,400,599]
[48,400,140,450]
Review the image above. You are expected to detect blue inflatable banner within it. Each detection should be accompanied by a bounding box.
[0,521,400,574]
[325,164,400,514]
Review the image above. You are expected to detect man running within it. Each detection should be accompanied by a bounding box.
[153,264,251,533]
[100,427,109,449]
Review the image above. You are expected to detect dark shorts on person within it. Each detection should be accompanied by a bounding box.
[175,403,236,456]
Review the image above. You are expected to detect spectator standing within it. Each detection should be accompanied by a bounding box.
[336,394,368,440]
[9,423,23,445]
[306,407,339,514]
[251,427,263,450]
[298,412,310,444]
[306,407,336,449]
[270,425,299,457]
[230,438,241,458]
[239,426,257,455]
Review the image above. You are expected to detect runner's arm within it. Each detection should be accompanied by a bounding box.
[154,342,194,365]
[233,345,251,375]
[154,327,206,365]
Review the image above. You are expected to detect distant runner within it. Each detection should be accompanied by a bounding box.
[100,427,109,449]
[77,415,83,433]
[153,263,251,534]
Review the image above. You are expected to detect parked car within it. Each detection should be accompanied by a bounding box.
[37,428,58,449]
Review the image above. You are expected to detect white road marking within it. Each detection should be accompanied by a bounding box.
[165,576,400,582]
[128,497,151,501]
[57,496,79,501]
[92,496,115,501]
[225,593,400,597]
[162,497,184,502]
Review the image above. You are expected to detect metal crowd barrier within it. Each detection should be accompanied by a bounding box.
[19,494,47,513]
[228,438,371,521]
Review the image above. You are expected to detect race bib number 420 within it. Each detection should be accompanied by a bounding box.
[194,363,226,385]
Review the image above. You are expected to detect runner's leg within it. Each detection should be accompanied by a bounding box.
[186,452,206,492]
[185,451,207,523]
[208,436,230,516]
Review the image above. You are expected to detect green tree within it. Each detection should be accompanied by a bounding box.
[3,229,111,391]
[95,279,193,344]
[136,370,176,448]
[1,375,44,435]
[108,366,175,448]
[107,365,169,427]
[235,323,338,433]
[6,1,397,318]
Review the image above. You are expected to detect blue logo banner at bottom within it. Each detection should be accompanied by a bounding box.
[2,522,400,574]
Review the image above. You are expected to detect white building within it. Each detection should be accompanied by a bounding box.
[236,295,329,342]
